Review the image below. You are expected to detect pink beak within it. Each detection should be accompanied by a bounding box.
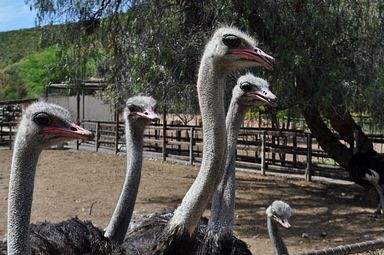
[41,123,94,141]
[132,108,159,121]
[276,217,291,229]
[229,47,275,70]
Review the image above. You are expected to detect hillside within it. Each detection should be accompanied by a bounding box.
[0,24,100,100]
[0,27,42,69]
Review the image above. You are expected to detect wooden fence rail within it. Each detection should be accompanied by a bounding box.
[2,118,373,182]
[81,121,352,182]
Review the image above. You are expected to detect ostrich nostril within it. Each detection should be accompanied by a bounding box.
[144,112,148,115]
[70,126,78,131]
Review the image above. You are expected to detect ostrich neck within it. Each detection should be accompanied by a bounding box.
[371,182,384,212]
[267,217,289,255]
[8,135,42,255]
[169,59,227,234]
[104,120,145,244]
[209,101,247,231]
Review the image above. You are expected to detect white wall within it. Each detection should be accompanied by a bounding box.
[45,95,115,122]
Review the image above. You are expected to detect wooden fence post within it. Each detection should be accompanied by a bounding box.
[9,123,12,150]
[95,122,100,152]
[177,129,181,155]
[162,114,167,161]
[261,131,266,175]
[114,108,119,154]
[254,134,259,159]
[305,133,312,182]
[155,127,159,152]
[189,127,194,165]
[281,136,287,166]
[271,135,276,164]
[292,135,297,168]
[76,91,80,151]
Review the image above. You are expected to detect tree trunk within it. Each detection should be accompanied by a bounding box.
[325,106,373,153]
[301,106,352,169]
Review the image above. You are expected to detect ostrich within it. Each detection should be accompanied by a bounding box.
[104,96,159,243]
[349,151,384,215]
[201,73,277,254]
[266,200,292,255]
[4,99,156,254]
[125,26,274,254]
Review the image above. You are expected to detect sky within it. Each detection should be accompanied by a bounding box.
[0,1,38,32]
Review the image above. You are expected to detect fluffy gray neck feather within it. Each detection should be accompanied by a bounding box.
[8,134,43,255]
[209,100,247,232]
[169,57,227,234]
[267,216,289,255]
[104,119,145,243]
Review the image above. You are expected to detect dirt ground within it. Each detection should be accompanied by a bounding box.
[1,148,384,255]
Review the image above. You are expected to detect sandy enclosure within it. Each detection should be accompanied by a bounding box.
[1,149,384,254]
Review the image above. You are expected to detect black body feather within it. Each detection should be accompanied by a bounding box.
[349,150,384,187]
[125,210,251,255]
[1,218,125,255]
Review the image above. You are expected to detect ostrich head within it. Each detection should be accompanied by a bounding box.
[266,200,292,229]
[202,26,274,72]
[17,101,94,148]
[125,96,159,125]
[233,73,277,107]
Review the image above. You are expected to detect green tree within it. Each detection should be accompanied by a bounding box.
[230,0,384,168]
[0,47,60,99]
[27,0,384,171]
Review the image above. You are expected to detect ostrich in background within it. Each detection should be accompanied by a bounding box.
[266,200,292,255]
[104,96,159,243]
[349,151,384,215]
[125,26,274,255]
[200,74,277,254]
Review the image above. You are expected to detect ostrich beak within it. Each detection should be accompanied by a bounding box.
[41,123,94,141]
[246,90,278,107]
[277,218,291,229]
[229,47,275,70]
[133,108,159,122]
[273,215,291,229]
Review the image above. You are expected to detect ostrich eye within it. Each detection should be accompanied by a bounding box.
[240,82,253,92]
[222,34,240,48]
[33,112,51,125]
[127,104,138,112]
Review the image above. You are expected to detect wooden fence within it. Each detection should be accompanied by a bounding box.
[3,117,380,182]
[81,120,352,182]
[0,122,17,149]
